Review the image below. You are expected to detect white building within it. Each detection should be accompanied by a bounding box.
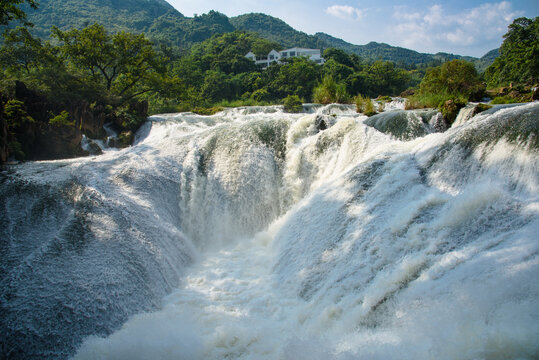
[246,47,325,68]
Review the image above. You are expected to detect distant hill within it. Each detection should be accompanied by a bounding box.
[21,1,498,69]
[25,0,178,39]
[231,13,498,68]
[23,0,234,48]
[474,48,500,73]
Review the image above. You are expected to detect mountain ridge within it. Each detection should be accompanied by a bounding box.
[20,0,498,67]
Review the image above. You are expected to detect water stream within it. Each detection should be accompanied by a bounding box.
[1,102,538,359]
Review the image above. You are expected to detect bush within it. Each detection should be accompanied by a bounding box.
[313,75,349,104]
[439,98,466,125]
[3,99,34,128]
[283,95,303,113]
[49,110,75,127]
[355,94,377,116]
[251,88,271,102]
[191,106,225,115]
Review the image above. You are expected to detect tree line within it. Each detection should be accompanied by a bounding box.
[0,0,537,161]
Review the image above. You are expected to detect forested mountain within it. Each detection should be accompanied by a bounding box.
[231,13,497,67]
[24,0,178,39]
[23,0,234,49]
[475,48,500,73]
[20,0,497,67]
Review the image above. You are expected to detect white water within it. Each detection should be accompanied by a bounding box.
[1,103,538,359]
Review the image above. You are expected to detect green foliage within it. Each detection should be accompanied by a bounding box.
[474,103,492,114]
[0,27,48,75]
[354,95,376,116]
[2,99,34,160]
[490,95,525,104]
[439,99,466,125]
[191,106,224,115]
[115,130,134,148]
[26,0,178,41]
[49,110,75,127]
[0,0,38,26]
[52,23,166,101]
[3,99,34,128]
[115,102,146,131]
[231,14,476,66]
[269,57,320,100]
[283,94,303,113]
[250,88,271,102]
[419,59,484,100]
[484,17,538,87]
[313,75,349,104]
[406,59,484,121]
[343,60,410,98]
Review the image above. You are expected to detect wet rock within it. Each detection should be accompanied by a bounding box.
[70,101,107,139]
[32,123,87,160]
[112,131,134,148]
[0,113,7,163]
[314,115,335,132]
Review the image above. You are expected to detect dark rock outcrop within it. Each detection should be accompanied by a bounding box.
[0,81,149,163]
[32,123,87,160]
[0,113,8,163]
[70,101,107,139]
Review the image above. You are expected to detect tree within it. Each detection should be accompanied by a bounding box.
[52,23,168,103]
[323,48,355,68]
[270,57,320,100]
[0,27,47,74]
[485,17,538,86]
[313,75,349,104]
[0,0,37,26]
[419,59,484,100]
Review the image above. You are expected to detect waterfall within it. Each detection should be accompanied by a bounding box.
[1,103,538,359]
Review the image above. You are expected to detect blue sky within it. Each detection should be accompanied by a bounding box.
[166,0,538,57]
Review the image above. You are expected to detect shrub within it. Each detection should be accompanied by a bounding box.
[313,75,349,104]
[439,98,467,125]
[283,95,303,113]
[355,94,377,116]
[49,110,75,127]
[3,99,34,128]
[191,106,224,115]
[251,88,271,102]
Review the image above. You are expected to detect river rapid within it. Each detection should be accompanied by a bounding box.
[1,102,538,359]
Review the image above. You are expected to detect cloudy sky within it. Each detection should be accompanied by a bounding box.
[166,0,538,57]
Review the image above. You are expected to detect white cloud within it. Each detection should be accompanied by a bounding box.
[325,5,364,20]
[390,1,524,55]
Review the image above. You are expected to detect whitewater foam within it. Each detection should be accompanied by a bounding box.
[1,103,538,359]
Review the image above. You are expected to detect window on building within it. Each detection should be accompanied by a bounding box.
[269,55,274,60]
[282,52,288,57]
[290,51,296,56]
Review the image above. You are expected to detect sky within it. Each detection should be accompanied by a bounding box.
[166,0,538,57]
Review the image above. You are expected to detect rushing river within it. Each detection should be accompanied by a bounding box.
[1,102,538,359]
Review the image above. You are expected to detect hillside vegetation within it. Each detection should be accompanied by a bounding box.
[1,0,536,164]
[19,1,498,67]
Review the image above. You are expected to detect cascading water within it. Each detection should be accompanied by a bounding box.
[1,101,538,359]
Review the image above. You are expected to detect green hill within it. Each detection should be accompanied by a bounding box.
[231,13,498,68]
[23,0,234,48]
[24,0,178,38]
[20,1,497,68]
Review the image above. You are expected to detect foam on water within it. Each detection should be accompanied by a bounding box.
[1,103,538,359]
